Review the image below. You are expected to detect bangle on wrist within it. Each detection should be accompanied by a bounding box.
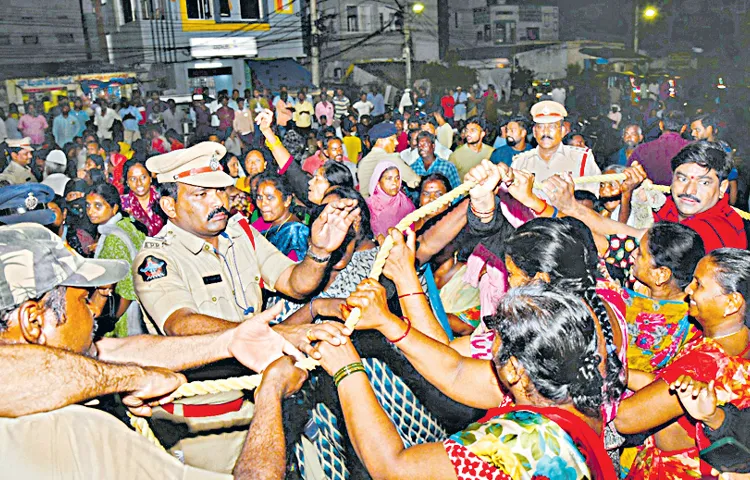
[388,317,411,344]
[309,296,318,320]
[265,136,282,148]
[306,244,331,263]
[398,291,425,299]
[470,202,496,218]
[333,362,366,387]
[530,199,548,215]
[551,206,559,218]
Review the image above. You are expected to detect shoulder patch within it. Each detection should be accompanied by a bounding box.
[138,255,168,282]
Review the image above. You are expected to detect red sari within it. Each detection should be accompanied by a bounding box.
[626,337,750,479]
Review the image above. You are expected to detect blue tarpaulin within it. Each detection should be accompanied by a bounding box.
[246,59,313,92]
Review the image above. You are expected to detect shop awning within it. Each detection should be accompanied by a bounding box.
[246,59,312,91]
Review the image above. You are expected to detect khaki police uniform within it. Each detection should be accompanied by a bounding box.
[0,137,36,185]
[511,100,602,196]
[132,142,295,473]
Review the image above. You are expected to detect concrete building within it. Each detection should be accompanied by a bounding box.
[317,0,440,86]
[0,0,93,73]
[448,0,559,56]
[104,0,307,94]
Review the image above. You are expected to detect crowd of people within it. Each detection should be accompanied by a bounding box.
[0,80,748,480]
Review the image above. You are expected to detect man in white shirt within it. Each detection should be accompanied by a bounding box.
[511,100,601,196]
[94,100,121,141]
[352,93,373,120]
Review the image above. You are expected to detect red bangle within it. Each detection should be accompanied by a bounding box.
[389,317,412,344]
[398,291,425,299]
[470,203,496,216]
[531,199,548,215]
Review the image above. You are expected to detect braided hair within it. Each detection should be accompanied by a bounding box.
[487,284,605,418]
[504,217,626,407]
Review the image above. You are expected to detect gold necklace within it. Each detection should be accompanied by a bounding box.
[711,325,748,340]
[265,212,292,238]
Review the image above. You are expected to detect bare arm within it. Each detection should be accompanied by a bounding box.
[233,357,308,480]
[255,109,293,170]
[382,229,450,344]
[275,200,360,299]
[315,341,456,480]
[545,174,645,239]
[415,199,469,265]
[347,281,506,409]
[614,378,685,435]
[164,308,238,335]
[95,331,230,371]
[0,344,183,418]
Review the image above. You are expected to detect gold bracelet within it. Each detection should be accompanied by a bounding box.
[265,136,282,148]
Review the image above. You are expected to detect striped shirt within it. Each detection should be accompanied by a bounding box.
[333,95,351,120]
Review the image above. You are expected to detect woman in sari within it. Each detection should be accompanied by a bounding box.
[276,187,479,479]
[614,248,750,479]
[252,171,309,261]
[314,283,616,480]
[366,161,415,237]
[119,158,164,236]
[308,161,355,205]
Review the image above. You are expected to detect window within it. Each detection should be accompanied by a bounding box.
[334,67,343,79]
[0,35,10,45]
[346,5,358,32]
[378,7,396,31]
[495,20,515,43]
[476,31,483,42]
[238,0,261,19]
[524,27,540,41]
[22,35,39,45]
[186,0,212,20]
[454,12,459,28]
[120,0,134,23]
[56,33,75,43]
[484,24,491,42]
[473,7,489,24]
[141,0,166,19]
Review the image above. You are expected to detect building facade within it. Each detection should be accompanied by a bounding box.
[317,0,440,85]
[448,0,559,56]
[104,0,306,94]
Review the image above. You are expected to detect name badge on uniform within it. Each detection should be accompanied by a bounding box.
[202,274,222,285]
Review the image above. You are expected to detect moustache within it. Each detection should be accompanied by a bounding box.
[541,135,554,141]
[505,137,518,147]
[678,194,701,203]
[207,206,230,221]
[600,194,622,203]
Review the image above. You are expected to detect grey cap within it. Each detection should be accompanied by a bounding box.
[0,223,129,310]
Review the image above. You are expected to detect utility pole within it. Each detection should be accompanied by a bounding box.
[633,0,640,53]
[310,0,320,87]
[404,21,412,89]
[92,0,110,63]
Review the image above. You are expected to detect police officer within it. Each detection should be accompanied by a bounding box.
[0,183,56,226]
[511,100,601,196]
[133,141,357,470]
[0,137,37,185]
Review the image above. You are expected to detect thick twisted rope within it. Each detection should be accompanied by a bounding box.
[533,173,750,220]
[130,180,476,449]
[132,172,750,448]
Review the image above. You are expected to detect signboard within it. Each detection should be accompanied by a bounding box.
[275,0,294,14]
[190,37,258,58]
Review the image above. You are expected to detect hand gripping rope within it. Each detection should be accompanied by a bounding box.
[130,173,750,449]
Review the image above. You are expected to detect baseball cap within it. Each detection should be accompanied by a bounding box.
[0,223,129,310]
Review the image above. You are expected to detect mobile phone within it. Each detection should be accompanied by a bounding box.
[700,437,750,473]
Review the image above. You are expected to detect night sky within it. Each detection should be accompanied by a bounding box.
[557,0,635,43]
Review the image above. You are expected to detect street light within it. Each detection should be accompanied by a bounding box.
[643,6,658,19]
[404,2,425,89]
[633,2,658,53]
